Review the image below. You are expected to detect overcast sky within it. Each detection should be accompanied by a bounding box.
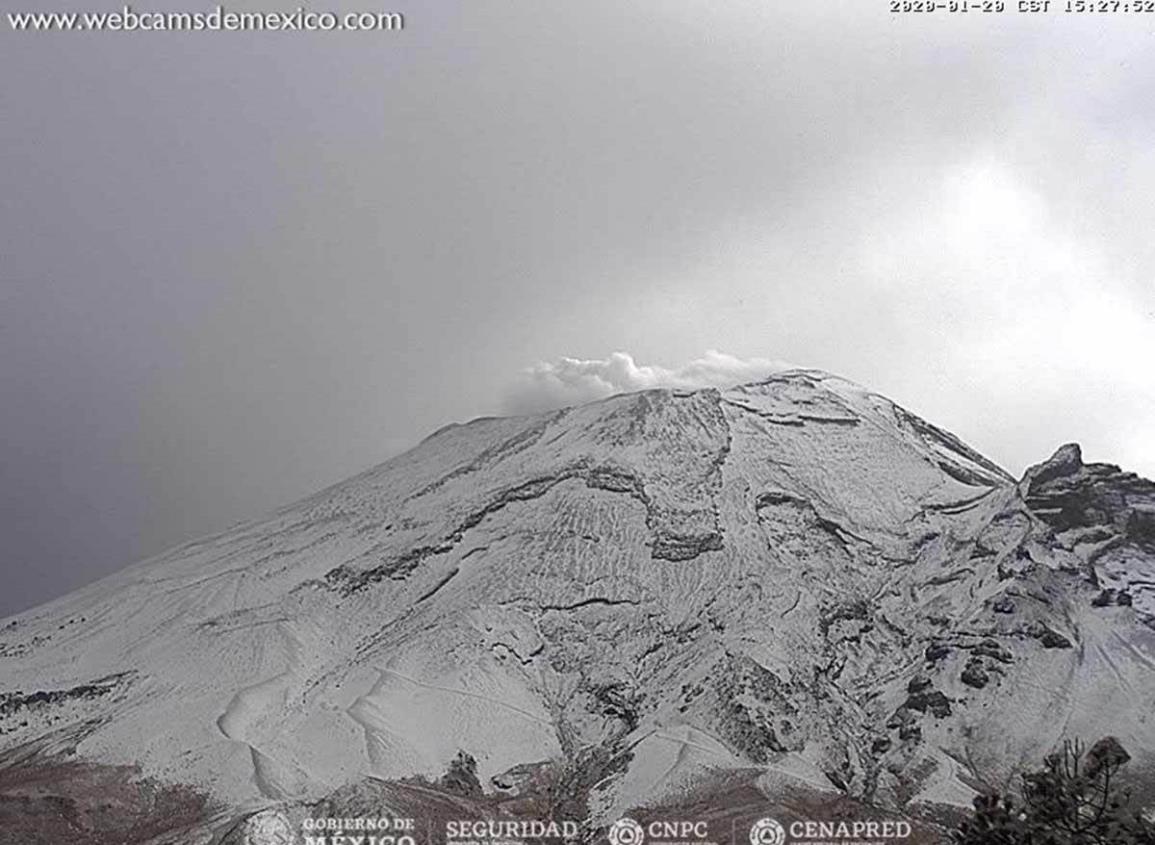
[3,1,1153,617]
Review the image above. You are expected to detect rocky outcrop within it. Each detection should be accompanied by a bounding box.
[1020,443,1155,617]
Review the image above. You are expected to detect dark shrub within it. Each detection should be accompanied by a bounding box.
[954,738,1155,845]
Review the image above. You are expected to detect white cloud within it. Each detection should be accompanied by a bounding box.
[503,350,791,414]
[850,157,1155,479]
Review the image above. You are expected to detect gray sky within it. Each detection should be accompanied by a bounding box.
[3,1,1153,617]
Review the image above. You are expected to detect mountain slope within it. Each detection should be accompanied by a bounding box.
[1,370,1153,841]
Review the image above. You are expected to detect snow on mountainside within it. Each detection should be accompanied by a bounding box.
[1,369,1153,842]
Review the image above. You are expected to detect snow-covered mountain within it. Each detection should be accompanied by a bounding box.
[2,370,1153,843]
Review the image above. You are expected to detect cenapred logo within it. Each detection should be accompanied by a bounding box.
[246,809,295,845]
[608,818,646,845]
[749,818,786,845]
[749,817,912,845]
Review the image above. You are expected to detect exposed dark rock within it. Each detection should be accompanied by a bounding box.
[820,599,872,637]
[924,643,951,662]
[904,689,951,718]
[325,541,455,593]
[1084,736,1130,779]
[1093,588,1134,608]
[1127,508,1155,550]
[906,675,932,694]
[825,768,849,791]
[586,466,647,498]
[1027,623,1073,649]
[490,761,541,792]
[898,723,922,742]
[960,659,989,689]
[1021,443,1083,495]
[1022,445,1155,540]
[755,490,807,508]
[651,531,724,562]
[972,639,1013,663]
[713,655,798,761]
[439,750,483,797]
[589,681,641,732]
[992,596,1016,614]
[0,673,133,717]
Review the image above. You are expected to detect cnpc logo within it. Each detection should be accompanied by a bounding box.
[607,817,712,845]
